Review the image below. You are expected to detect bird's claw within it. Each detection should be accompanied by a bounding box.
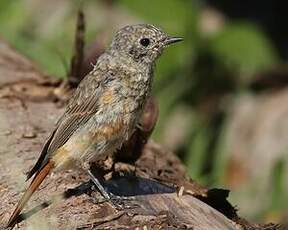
[109,194,137,210]
[90,189,137,210]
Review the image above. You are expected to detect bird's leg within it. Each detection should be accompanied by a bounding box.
[87,169,135,210]
[87,169,110,200]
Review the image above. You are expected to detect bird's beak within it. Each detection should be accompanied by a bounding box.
[164,36,183,46]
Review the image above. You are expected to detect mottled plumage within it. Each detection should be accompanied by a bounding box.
[7,24,182,228]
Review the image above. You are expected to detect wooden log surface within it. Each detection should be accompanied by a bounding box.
[0,38,282,229]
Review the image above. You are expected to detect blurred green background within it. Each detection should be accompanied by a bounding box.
[1,0,287,223]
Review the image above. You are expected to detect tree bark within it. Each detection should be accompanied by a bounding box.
[0,38,282,230]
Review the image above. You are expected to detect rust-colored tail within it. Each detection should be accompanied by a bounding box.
[7,161,54,228]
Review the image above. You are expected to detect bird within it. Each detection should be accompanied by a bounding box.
[7,23,182,228]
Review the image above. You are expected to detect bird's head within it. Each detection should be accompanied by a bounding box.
[109,24,183,64]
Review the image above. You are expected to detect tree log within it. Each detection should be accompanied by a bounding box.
[0,38,282,230]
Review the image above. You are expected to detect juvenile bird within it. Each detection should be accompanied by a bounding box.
[7,24,182,228]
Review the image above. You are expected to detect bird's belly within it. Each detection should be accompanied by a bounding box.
[52,109,138,170]
[81,135,124,164]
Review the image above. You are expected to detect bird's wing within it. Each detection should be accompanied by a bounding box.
[48,75,102,154]
[27,73,106,180]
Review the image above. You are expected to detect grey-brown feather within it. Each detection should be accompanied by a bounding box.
[48,74,103,154]
[26,129,57,180]
[27,73,105,178]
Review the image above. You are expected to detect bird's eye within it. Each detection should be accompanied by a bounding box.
[140,38,150,47]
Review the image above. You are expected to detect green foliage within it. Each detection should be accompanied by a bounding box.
[185,121,210,182]
[0,0,74,77]
[209,23,278,83]
[270,158,288,211]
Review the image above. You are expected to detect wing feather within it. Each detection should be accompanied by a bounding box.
[27,73,106,178]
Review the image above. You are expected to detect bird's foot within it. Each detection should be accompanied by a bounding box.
[108,193,137,210]
[90,186,136,209]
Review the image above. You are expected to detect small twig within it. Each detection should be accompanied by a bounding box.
[68,8,86,87]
